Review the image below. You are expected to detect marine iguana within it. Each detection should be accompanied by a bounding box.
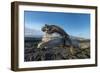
[42,24,72,47]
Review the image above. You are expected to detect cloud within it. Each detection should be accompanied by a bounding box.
[24,27,43,37]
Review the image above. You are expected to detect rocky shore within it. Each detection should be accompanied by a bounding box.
[24,39,90,61]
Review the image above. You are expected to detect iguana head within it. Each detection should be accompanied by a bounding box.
[42,24,52,34]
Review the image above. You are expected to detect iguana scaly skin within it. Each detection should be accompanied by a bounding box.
[42,24,72,46]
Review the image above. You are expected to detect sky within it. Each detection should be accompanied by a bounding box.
[24,11,90,39]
